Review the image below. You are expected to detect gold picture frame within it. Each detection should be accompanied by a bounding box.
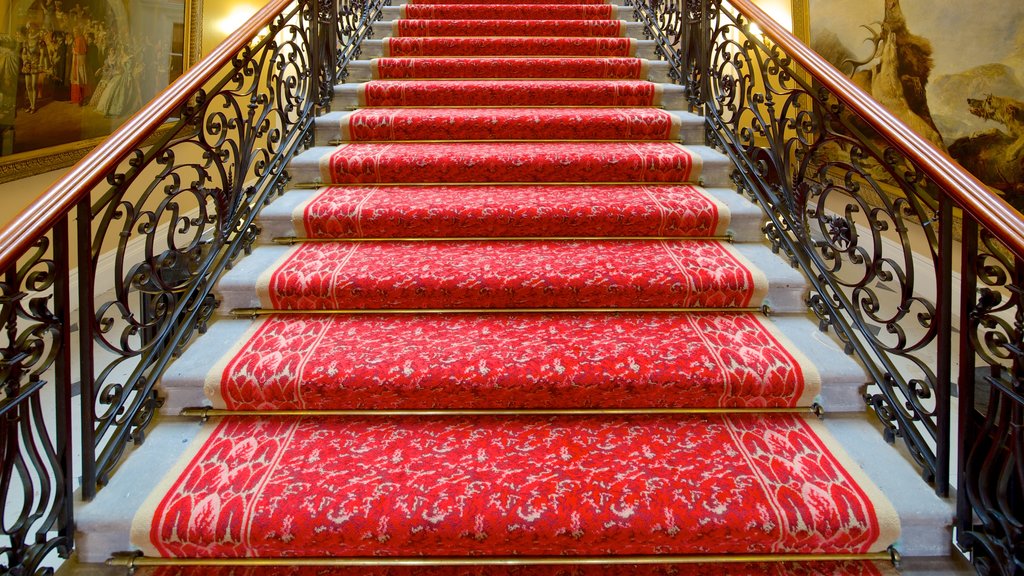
[0,0,203,184]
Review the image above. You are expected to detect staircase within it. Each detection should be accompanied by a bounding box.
[75,0,955,572]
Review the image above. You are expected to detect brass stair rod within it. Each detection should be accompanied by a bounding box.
[109,550,897,568]
[181,405,824,418]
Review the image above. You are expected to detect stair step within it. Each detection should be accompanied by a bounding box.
[401,0,628,4]
[214,241,806,312]
[258,183,748,241]
[404,0,616,4]
[160,314,868,414]
[332,80,686,109]
[130,414,899,558]
[289,143,729,187]
[125,562,902,576]
[382,4,632,19]
[179,312,827,411]
[361,38,657,59]
[313,109,702,144]
[75,411,953,562]
[374,20,646,38]
[345,58,670,82]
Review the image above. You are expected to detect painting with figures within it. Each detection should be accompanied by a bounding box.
[0,0,193,180]
[808,0,1024,208]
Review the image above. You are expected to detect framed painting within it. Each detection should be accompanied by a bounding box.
[805,0,1024,209]
[0,0,202,183]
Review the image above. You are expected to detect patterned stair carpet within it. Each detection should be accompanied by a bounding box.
[135,563,899,576]
[131,0,901,570]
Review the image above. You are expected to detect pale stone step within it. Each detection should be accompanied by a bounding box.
[331,81,689,110]
[312,108,705,146]
[358,38,659,60]
[73,398,953,562]
[381,4,634,19]
[156,312,866,416]
[371,20,647,39]
[257,185,763,243]
[287,143,733,188]
[212,240,808,313]
[345,58,671,83]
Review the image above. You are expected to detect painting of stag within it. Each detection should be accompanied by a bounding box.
[809,0,1024,205]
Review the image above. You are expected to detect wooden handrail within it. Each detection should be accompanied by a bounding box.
[0,0,294,272]
[727,0,1024,258]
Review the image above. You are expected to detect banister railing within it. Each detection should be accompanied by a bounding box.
[0,0,386,571]
[630,0,1023,572]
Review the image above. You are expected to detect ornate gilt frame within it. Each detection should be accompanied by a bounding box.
[0,0,203,184]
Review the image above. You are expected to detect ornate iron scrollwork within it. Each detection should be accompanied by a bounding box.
[0,231,73,574]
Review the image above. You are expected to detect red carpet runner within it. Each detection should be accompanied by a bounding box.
[136,415,897,557]
[137,563,899,576]
[132,0,900,570]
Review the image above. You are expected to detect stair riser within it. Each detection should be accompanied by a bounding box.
[381,5,635,19]
[331,81,689,110]
[359,38,659,59]
[214,241,807,313]
[394,0,633,5]
[345,59,671,83]
[289,143,731,188]
[161,313,872,412]
[313,109,702,145]
[257,185,766,243]
[371,20,647,38]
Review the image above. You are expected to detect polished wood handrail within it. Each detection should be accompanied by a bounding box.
[727,0,1024,258]
[0,0,294,272]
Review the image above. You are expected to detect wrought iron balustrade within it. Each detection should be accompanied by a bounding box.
[629,0,1023,573]
[0,0,386,571]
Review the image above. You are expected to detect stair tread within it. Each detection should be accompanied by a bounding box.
[379,37,642,57]
[215,240,809,312]
[163,311,868,414]
[126,563,902,576]
[317,108,695,142]
[358,57,654,80]
[195,312,822,410]
[392,4,628,19]
[263,183,729,239]
[334,80,680,108]
[131,414,899,558]
[290,142,733,187]
[259,183,759,241]
[392,19,630,37]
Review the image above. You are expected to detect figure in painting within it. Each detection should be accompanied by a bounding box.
[89,41,141,117]
[19,24,49,113]
[70,25,89,104]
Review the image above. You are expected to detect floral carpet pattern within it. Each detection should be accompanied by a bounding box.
[132,0,902,570]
